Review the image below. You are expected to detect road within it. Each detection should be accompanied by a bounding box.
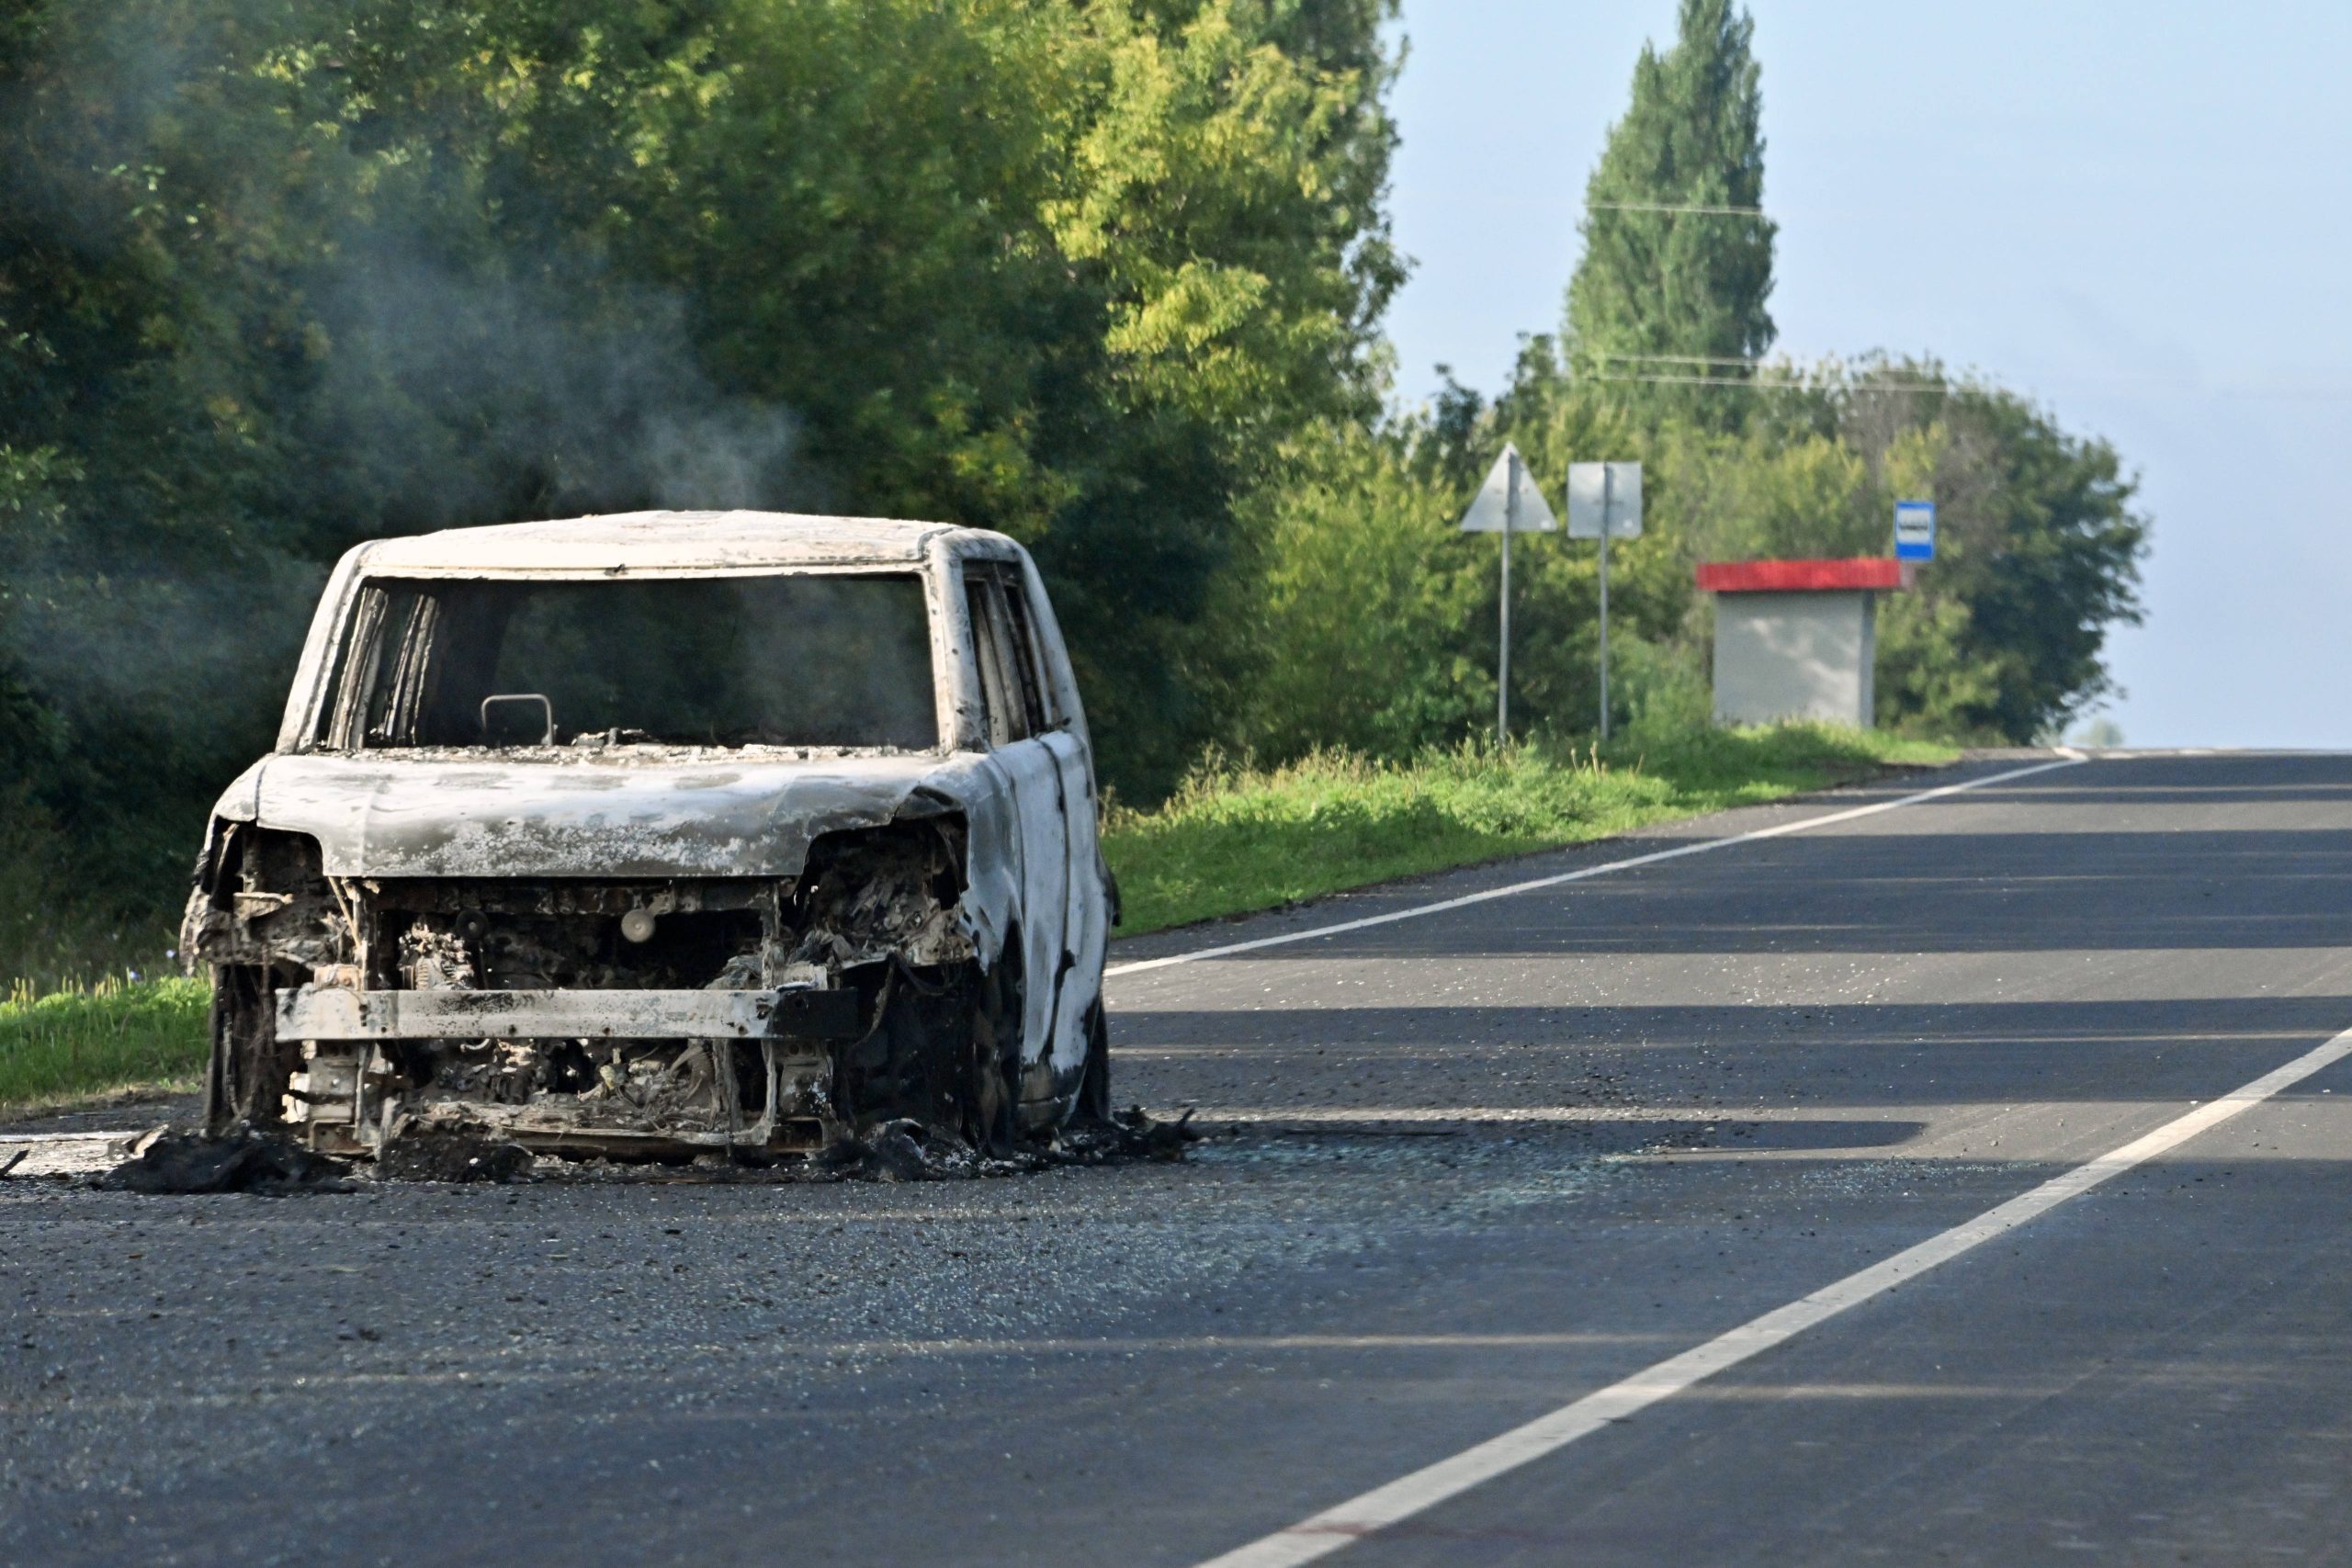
[6,750,2352,1565]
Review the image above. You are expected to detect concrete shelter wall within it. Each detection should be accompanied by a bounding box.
[1712,590,1877,728]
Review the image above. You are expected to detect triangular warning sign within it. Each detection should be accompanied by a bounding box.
[1458,443,1557,533]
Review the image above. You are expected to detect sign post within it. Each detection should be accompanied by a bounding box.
[1459,443,1557,744]
[1894,501,1937,563]
[1568,461,1643,740]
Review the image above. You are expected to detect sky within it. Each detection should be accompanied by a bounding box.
[1381,1,2352,748]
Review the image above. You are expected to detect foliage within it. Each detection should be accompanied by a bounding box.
[0,974,209,1116]
[1565,0,1776,427]
[1101,724,1956,934]
[1213,416,1487,760]
[1737,360,2150,740]
[0,0,1404,933]
[1222,348,2148,757]
[2071,716,2124,749]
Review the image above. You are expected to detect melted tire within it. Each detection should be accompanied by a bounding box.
[1076,1002,1112,1125]
[206,964,286,1134]
[839,954,1020,1159]
[967,957,1023,1158]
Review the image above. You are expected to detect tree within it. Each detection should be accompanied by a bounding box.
[1668,358,2150,742]
[0,0,1408,943]
[1871,374,2149,740]
[1564,0,1775,429]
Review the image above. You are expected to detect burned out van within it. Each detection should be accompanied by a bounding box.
[182,511,1116,1162]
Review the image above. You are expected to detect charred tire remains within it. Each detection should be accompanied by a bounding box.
[186,819,1105,1167]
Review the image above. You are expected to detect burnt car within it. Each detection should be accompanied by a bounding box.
[183,510,1117,1161]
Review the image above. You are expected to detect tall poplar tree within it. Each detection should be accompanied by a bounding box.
[1565,0,1776,427]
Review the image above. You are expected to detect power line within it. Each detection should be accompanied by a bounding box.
[1596,352,1787,368]
[1593,353,1944,389]
[1587,367,2352,402]
[1589,200,1769,217]
[1588,371,1952,393]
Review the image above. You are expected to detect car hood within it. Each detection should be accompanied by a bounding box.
[225,750,974,878]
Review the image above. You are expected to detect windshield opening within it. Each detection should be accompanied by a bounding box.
[316,572,939,751]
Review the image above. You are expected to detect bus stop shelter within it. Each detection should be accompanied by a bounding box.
[1696,558,1907,728]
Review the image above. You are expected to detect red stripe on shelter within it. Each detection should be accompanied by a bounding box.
[1694,558,1905,593]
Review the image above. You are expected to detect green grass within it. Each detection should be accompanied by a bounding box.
[1101,723,1959,935]
[0,975,210,1119]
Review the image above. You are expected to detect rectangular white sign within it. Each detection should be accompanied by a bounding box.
[1567,462,1642,539]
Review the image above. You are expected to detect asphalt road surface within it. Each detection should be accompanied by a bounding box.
[7,750,2352,1566]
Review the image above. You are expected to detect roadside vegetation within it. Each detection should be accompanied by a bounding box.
[0,975,208,1118]
[1102,723,1954,934]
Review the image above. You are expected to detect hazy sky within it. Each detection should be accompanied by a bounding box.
[1383,2,2352,747]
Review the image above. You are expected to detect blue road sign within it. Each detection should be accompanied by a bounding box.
[1894,501,1937,562]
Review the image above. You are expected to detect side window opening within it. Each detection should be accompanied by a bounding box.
[994,571,1057,731]
[318,586,387,748]
[322,585,414,749]
[370,595,439,747]
[964,567,1046,748]
[965,576,1012,748]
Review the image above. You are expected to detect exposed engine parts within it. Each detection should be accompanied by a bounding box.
[187,818,1040,1163]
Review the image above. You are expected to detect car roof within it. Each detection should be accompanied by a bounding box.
[353,510,1004,572]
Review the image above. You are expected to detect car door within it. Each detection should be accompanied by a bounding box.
[1001,565,1110,1081]
[961,561,1072,1089]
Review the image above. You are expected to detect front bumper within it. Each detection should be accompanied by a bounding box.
[275,983,864,1157]
[276,984,861,1043]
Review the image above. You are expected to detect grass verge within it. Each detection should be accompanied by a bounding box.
[0,976,209,1121]
[1100,724,1959,935]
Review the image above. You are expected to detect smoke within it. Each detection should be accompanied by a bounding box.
[8,1,823,534]
[1,5,832,908]
[1,240,829,866]
[3,233,825,728]
[303,237,822,530]
[645,406,804,512]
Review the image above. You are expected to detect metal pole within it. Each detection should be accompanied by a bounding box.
[1597,464,1611,742]
[1498,448,1518,746]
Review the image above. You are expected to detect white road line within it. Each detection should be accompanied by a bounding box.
[1190,1106,1730,1125]
[1193,1022,2352,1568]
[1105,756,2085,981]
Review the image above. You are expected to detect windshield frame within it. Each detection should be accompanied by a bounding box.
[300,563,954,757]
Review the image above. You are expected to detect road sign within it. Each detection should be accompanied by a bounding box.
[1567,462,1643,539]
[1459,444,1558,533]
[1567,461,1642,741]
[1894,500,1936,562]
[1460,445,1554,747]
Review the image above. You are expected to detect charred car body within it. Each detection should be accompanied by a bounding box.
[184,512,1117,1161]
